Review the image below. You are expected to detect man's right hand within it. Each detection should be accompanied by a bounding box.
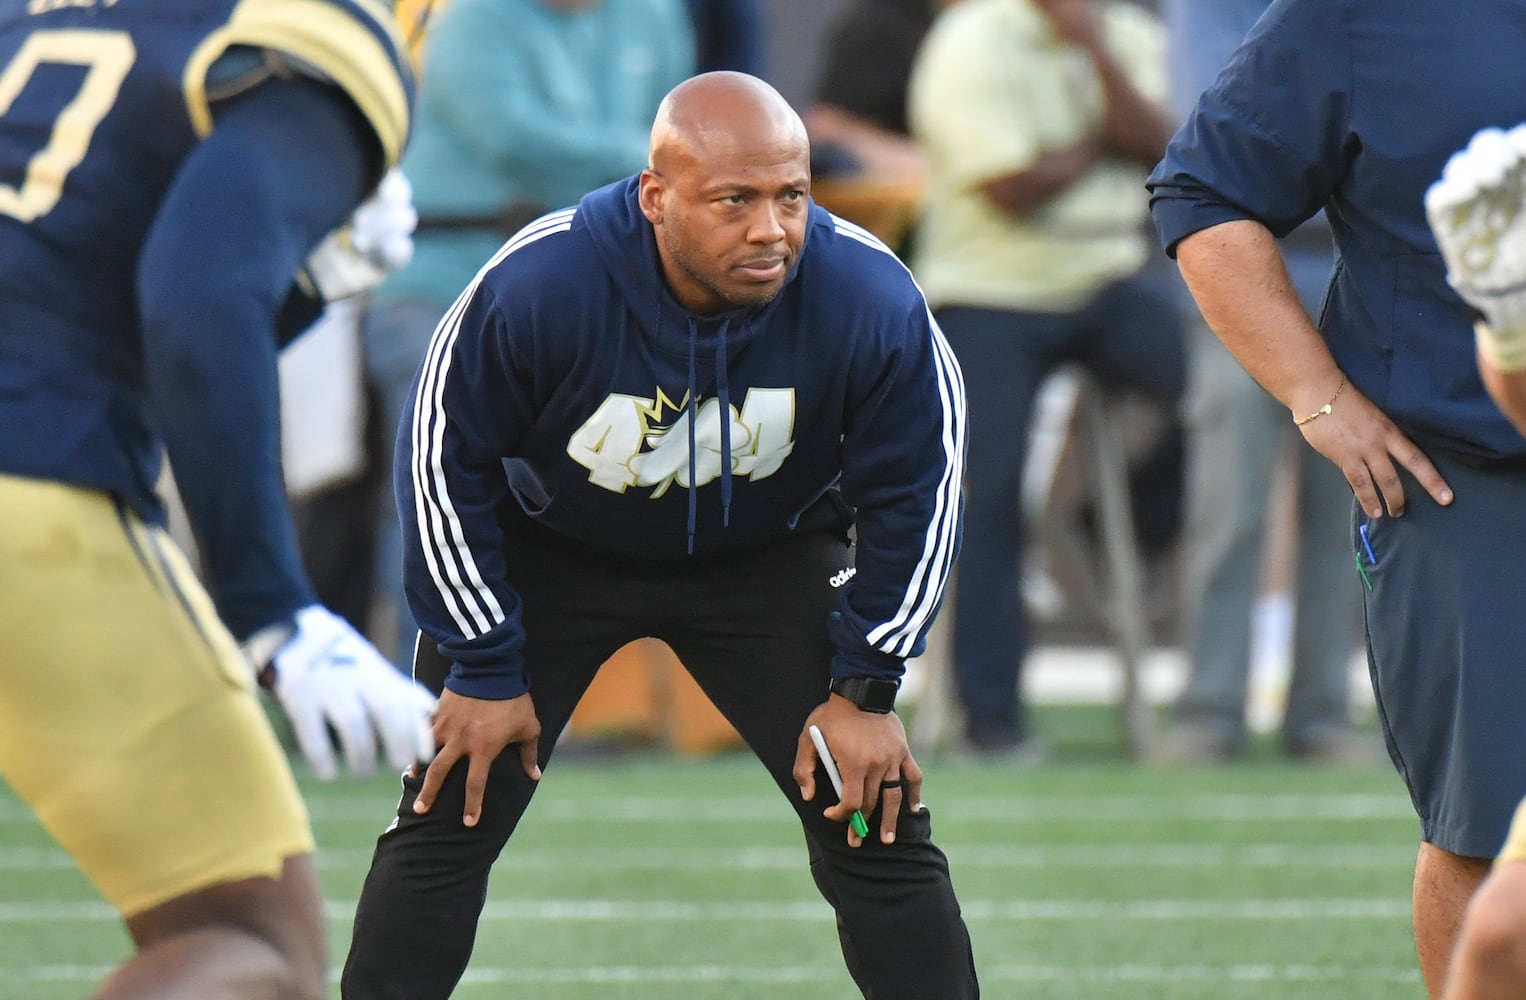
[413,688,542,827]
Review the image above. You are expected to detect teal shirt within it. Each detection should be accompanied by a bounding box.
[382,0,694,308]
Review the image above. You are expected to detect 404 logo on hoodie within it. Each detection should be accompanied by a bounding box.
[566,387,796,496]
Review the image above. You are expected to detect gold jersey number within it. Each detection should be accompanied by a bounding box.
[0,29,135,223]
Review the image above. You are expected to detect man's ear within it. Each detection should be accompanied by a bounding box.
[638,169,665,224]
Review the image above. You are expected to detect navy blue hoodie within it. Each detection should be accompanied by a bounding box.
[399,176,966,700]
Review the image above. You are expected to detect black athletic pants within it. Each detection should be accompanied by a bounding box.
[340,523,979,998]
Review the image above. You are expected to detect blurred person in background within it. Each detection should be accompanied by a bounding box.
[908,0,1185,759]
[0,0,436,995]
[1155,0,1365,765]
[811,0,946,141]
[802,0,959,256]
[364,0,694,667]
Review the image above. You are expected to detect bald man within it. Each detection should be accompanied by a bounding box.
[340,72,979,999]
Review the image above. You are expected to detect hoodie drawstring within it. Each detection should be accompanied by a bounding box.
[682,316,736,554]
[715,318,732,530]
[686,318,698,555]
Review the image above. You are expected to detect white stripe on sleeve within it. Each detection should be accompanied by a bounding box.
[409,209,576,638]
[830,216,967,657]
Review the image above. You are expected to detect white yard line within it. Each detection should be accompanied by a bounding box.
[0,897,1413,923]
[0,843,1417,871]
[457,961,1419,986]
[4,961,1421,987]
[464,898,1415,921]
[302,793,1410,823]
[0,791,1416,825]
[0,842,1416,873]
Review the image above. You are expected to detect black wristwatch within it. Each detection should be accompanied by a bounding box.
[829,676,900,714]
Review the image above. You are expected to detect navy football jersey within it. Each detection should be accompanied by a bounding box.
[0,0,413,522]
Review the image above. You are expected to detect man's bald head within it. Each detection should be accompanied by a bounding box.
[638,73,812,315]
[649,72,808,175]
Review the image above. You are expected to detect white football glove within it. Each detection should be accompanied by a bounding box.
[1425,124,1526,371]
[301,168,418,303]
[246,605,437,781]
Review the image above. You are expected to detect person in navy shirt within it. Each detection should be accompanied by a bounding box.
[1148,0,1526,992]
[342,71,978,999]
[1153,0,1364,768]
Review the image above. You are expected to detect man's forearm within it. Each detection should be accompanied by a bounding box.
[1176,219,1346,417]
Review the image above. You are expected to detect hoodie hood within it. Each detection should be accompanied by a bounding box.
[576,176,817,550]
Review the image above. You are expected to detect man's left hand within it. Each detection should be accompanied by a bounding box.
[794,696,924,847]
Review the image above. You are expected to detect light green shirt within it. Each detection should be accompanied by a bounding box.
[908,0,1167,312]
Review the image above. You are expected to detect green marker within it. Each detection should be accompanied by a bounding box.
[808,724,871,838]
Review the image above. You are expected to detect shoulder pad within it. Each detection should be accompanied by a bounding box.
[185,0,413,166]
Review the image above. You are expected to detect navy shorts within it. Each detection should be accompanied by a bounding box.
[1360,454,1526,857]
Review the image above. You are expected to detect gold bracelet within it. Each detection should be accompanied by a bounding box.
[1293,374,1348,426]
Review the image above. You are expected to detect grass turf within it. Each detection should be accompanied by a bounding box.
[0,706,1422,999]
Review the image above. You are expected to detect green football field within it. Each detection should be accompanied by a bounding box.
[0,706,1424,999]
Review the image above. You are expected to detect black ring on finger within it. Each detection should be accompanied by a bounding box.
[880,778,903,790]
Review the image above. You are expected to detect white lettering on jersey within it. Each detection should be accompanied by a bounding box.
[828,567,856,588]
[567,387,795,497]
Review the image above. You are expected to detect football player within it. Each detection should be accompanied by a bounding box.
[1429,124,1526,1000]
[0,0,436,995]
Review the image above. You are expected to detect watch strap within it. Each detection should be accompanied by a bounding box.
[829,675,900,714]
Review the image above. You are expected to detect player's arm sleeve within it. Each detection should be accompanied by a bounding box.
[1146,0,1352,254]
[422,0,651,186]
[397,284,537,700]
[137,76,376,638]
[831,292,967,683]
